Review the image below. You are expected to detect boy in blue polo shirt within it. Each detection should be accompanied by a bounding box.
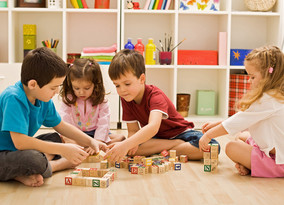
[0,47,107,187]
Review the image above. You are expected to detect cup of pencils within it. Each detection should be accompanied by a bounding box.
[159,51,172,65]
[42,39,59,54]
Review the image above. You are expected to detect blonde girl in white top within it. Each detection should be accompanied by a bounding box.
[199,45,284,177]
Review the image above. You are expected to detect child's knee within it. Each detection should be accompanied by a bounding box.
[21,150,49,174]
[225,141,238,156]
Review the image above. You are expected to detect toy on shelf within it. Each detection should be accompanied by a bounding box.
[127,1,140,9]
[203,143,219,172]
[23,24,36,58]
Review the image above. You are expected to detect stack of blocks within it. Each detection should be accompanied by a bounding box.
[65,151,117,188]
[23,24,36,57]
[203,143,219,172]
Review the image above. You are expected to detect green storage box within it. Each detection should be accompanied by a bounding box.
[196,90,216,115]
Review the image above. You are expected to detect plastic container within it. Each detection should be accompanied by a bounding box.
[134,38,145,57]
[124,38,135,50]
[145,38,156,65]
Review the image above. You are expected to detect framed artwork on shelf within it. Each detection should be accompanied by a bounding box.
[17,0,46,7]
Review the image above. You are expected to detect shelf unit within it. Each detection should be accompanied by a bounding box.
[121,0,283,128]
[0,0,283,129]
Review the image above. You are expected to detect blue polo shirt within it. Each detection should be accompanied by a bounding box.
[0,81,61,151]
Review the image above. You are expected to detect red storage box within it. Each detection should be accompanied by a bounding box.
[229,74,251,116]
[178,50,218,65]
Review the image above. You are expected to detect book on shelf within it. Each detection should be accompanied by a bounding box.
[146,0,171,10]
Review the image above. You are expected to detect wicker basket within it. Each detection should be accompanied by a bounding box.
[244,0,277,11]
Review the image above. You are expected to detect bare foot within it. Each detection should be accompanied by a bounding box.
[235,163,250,176]
[14,174,44,187]
[50,157,79,172]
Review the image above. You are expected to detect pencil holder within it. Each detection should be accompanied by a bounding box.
[95,0,110,9]
[159,51,172,65]
[177,93,190,117]
[50,48,57,53]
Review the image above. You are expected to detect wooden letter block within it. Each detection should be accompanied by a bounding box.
[65,176,72,185]
[170,150,176,158]
[174,162,181,171]
[180,155,188,163]
[92,179,100,187]
[131,166,138,174]
[161,149,169,157]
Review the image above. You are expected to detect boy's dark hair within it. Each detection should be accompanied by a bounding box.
[60,58,106,106]
[21,47,68,88]
[108,49,145,80]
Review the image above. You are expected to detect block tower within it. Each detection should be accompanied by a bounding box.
[23,24,36,57]
[203,143,219,172]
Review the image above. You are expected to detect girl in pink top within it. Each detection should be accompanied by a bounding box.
[60,59,125,154]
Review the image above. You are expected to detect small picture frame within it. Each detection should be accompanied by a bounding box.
[17,0,46,7]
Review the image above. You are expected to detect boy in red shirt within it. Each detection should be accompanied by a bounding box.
[105,49,220,162]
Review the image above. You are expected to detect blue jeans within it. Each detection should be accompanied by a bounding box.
[171,129,221,153]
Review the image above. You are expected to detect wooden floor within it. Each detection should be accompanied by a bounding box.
[1,129,284,205]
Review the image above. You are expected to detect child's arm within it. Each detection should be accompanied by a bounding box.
[126,122,140,155]
[202,121,222,133]
[54,121,108,153]
[10,131,88,164]
[199,123,228,151]
[105,111,163,162]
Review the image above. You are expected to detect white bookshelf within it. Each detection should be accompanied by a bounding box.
[0,0,283,129]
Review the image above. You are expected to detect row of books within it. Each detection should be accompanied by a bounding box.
[144,0,172,10]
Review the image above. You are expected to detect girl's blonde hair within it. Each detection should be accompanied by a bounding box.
[237,45,284,111]
[60,58,105,106]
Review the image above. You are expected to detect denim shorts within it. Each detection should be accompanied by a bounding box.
[171,129,221,153]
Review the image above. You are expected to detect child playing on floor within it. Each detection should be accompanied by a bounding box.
[59,58,125,155]
[105,49,220,162]
[199,45,284,177]
[0,47,107,187]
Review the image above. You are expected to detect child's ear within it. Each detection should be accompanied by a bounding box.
[139,73,146,84]
[27,79,38,89]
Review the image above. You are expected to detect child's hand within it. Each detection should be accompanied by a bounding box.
[199,135,211,152]
[90,139,108,154]
[127,145,139,156]
[84,147,96,155]
[104,142,129,163]
[61,144,89,164]
[202,121,222,133]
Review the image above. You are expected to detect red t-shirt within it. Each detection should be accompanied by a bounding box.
[122,84,194,139]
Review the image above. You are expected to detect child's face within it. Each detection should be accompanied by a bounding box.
[71,79,94,101]
[112,71,145,104]
[245,60,263,89]
[35,77,65,102]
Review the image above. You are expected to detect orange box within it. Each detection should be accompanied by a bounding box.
[178,50,218,65]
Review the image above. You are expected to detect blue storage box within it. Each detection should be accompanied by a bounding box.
[230,49,252,66]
